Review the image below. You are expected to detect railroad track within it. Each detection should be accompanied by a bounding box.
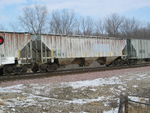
[0,63,150,82]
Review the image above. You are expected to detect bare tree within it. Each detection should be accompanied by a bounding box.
[74,18,82,35]
[80,17,94,35]
[147,23,150,29]
[143,23,150,38]
[19,5,48,34]
[104,14,124,37]
[121,17,140,38]
[49,9,77,35]
[95,19,105,35]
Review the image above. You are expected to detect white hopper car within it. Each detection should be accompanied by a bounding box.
[0,31,127,75]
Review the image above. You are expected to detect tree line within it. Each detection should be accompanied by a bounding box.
[1,5,150,39]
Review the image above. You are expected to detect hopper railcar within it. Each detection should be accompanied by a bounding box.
[0,31,149,75]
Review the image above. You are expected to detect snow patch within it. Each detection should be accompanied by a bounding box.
[89,88,97,92]
[118,86,126,91]
[104,108,118,113]
[70,96,111,104]
[62,76,123,89]
[0,84,24,93]
[136,73,150,80]
[132,85,138,88]
[129,96,140,101]
[128,96,149,102]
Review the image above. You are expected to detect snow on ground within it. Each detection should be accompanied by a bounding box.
[0,70,150,113]
[104,108,118,113]
[61,76,123,89]
[70,96,110,104]
[128,96,149,102]
[0,84,24,93]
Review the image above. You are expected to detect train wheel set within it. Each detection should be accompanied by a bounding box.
[0,63,59,76]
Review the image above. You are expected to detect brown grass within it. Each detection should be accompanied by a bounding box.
[0,101,5,106]
[128,103,150,113]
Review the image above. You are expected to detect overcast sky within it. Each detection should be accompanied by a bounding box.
[1,0,150,30]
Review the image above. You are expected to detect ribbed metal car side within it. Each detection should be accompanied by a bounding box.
[41,35,126,59]
[128,39,150,59]
[0,32,31,65]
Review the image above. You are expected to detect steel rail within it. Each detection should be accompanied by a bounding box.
[0,63,150,82]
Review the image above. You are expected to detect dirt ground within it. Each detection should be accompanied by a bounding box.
[0,68,150,113]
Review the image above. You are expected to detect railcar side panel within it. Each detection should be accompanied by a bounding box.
[128,39,150,59]
[41,35,126,59]
[0,33,31,65]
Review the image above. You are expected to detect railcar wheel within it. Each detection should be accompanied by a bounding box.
[3,65,15,75]
[14,67,21,75]
[39,64,47,72]
[20,66,28,74]
[105,64,110,67]
[117,59,125,66]
[47,64,58,72]
[32,63,39,73]
[0,68,3,76]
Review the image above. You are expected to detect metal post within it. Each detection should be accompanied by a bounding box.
[45,41,47,63]
[25,33,27,63]
[35,35,37,62]
[41,35,43,63]
[124,95,128,113]
[118,94,124,113]
[30,39,33,63]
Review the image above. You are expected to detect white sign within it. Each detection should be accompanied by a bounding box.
[0,57,15,65]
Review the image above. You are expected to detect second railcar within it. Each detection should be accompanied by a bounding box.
[126,38,150,63]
